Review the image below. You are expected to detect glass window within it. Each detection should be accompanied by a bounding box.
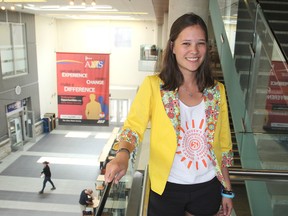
[109,98,129,125]
[0,22,28,79]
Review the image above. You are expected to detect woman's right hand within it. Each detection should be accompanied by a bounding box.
[104,151,129,184]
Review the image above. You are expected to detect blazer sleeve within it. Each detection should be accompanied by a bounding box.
[117,76,153,147]
[219,83,234,167]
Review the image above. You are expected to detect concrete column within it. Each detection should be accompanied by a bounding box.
[167,0,209,36]
[161,12,169,48]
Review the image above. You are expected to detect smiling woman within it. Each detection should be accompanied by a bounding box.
[104,12,234,216]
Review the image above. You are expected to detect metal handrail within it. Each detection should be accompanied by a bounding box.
[95,182,112,216]
[139,166,150,216]
[229,168,288,182]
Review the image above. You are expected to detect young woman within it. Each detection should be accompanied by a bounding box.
[105,13,234,216]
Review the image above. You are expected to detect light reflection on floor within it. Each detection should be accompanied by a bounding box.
[94,132,111,139]
[65,131,91,138]
[37,156,99,166]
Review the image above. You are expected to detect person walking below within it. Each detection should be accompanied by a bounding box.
[39,161,56,194]
[105,12,234,216]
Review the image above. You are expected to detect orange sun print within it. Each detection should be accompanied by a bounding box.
[177,118,208,170]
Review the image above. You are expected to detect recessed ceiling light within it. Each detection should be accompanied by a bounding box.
[91,5,112,9]
[29,4,115,12]
[4,0,46,2]
[67,5,86,9]
[67,15,133,20]
[40,5,61,9]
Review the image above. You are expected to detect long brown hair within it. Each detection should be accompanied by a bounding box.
[158,13,215,92]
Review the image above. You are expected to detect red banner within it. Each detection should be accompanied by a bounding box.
[264,61,288,131]
[56,52,109,126]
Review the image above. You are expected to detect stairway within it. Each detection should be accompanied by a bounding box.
[212,62,252,216]
[258,0,288,61]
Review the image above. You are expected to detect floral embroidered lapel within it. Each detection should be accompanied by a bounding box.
[203,84,220,149]
[160,82,221,149]
[160,84,181,138]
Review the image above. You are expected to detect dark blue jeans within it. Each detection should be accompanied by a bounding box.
[40,176,55,192]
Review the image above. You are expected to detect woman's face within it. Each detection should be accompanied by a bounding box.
[172,24,207,75]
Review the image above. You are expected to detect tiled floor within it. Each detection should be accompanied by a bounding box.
[0,124,117,216]
[0,123,252,216]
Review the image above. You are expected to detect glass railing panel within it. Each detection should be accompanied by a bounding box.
[229,0,288,169]
[233,0,257,124]
[247,6,288,133]
[212,1,288,215]
[217,0,239,55]
[255,133,288,170]
[245,179,288,216]
[216,0,288,132]
[215,0,288,162]
[259,59,288,132]
[241,132,288,170]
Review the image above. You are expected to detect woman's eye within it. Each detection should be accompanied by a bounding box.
[197,42,206,47]
[181,41,206,47]
[182,42,191,46]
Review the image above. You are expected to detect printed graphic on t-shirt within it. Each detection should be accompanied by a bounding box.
[177,118,212,170]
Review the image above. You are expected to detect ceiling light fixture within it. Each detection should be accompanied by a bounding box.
[81,0,86,6]
[4,0,46,2]
[39,5,61,9]
[69,0,74,6]
[91,0,96,6]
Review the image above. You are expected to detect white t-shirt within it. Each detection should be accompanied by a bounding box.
[168,99,215,184]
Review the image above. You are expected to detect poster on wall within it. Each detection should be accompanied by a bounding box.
[264,61,288,131]
[56,52,109,126]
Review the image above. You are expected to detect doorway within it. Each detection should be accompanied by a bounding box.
[9,116,23,151]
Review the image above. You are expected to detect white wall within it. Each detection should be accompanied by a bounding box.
[35,16,58,117]
[35,16,158,117]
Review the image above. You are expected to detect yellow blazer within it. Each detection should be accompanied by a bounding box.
[118,75,233,195]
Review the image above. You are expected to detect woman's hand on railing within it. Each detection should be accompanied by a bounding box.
[104,151,129,184]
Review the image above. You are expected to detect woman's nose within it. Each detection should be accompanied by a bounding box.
[189,43,199,54]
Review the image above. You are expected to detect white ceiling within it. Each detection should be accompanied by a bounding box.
[0,0,157,21]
